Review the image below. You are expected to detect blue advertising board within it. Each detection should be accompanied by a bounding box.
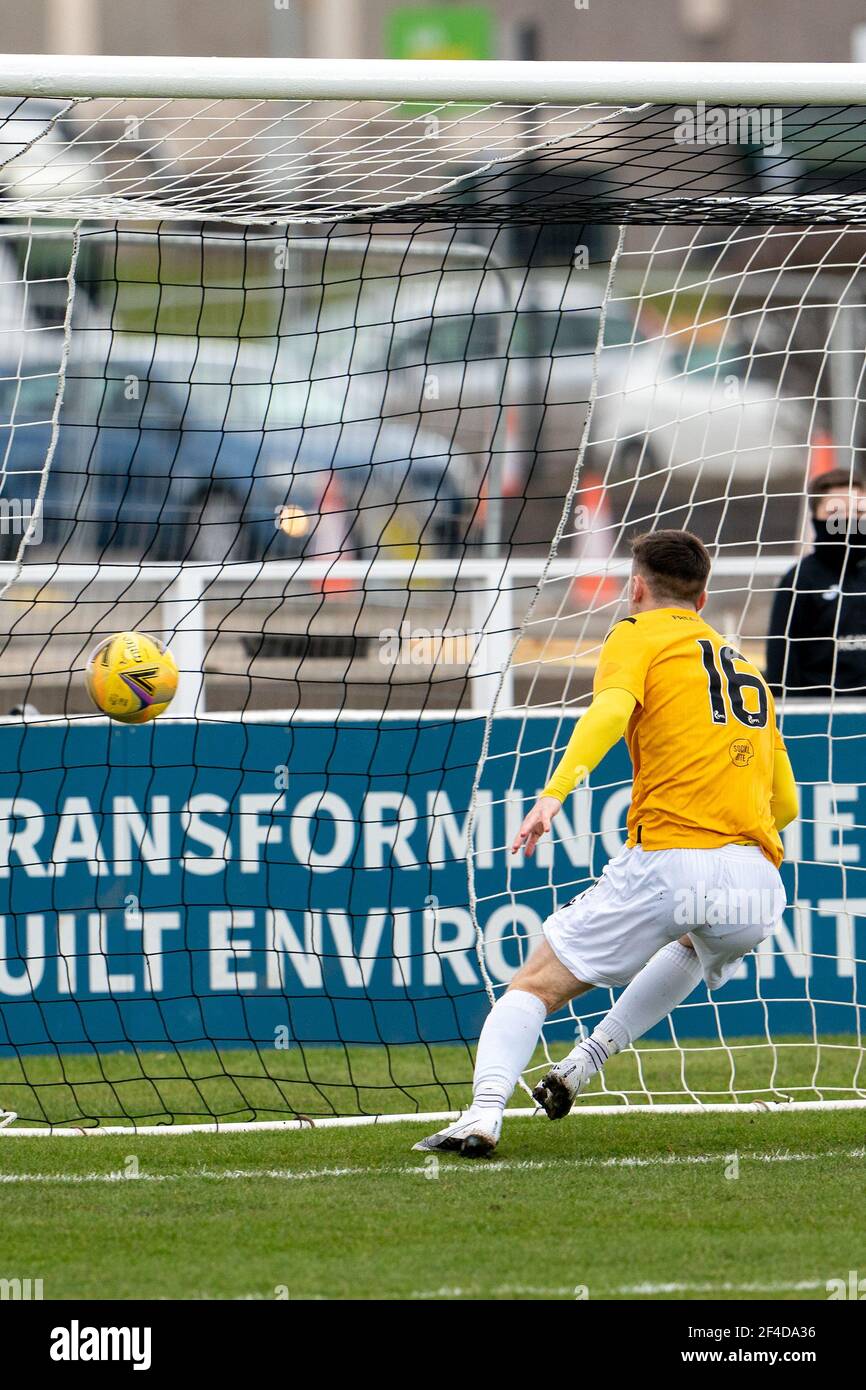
[0,711,863,1055]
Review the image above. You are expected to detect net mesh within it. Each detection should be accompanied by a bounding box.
[0,89,864,1128]
[479,217,866,1107]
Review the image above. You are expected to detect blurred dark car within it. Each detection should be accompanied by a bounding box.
[0,345,474,564]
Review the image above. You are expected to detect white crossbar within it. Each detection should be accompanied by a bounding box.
[1,56,866,106]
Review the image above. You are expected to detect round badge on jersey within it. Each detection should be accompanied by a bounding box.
[729,738,755,766]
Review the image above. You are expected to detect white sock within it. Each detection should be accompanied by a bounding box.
[471,988,547,1114]
[564,941,704,1077]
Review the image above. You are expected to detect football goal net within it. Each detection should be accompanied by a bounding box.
[0,57,865,1133]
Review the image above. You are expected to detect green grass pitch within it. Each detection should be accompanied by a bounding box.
[0,1110,864,1301]
[1,1039,865,1301]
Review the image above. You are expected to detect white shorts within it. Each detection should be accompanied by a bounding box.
[543,843,785,991]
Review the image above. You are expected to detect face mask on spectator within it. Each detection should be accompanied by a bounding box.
[812,509,866,571]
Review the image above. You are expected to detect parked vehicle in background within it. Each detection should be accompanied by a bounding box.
[0,334,477,564]
[587,336,809,484]
[0,99,89,203]
[373,268,647,423]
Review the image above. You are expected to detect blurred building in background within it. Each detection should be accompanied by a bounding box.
[4,0,866,63]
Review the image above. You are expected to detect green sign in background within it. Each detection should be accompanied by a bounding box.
[386,6,494,62]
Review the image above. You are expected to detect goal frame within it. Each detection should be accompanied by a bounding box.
[3,55,866,106]
[1,55,865,1133]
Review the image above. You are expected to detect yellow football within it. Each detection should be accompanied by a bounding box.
[85,631,179,724]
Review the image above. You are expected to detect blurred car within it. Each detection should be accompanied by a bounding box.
[364,268,648,416]
[0,363,297,562]
[337,268,658,507]
[364,268,809,492]
[0,335,476,564]
[587,338,809,483]
[0,98,92,203]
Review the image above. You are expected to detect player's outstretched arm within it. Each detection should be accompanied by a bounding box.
[511,687,636,856]
[771,747,799,833]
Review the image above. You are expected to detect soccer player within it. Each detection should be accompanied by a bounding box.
[416,529,799,1157]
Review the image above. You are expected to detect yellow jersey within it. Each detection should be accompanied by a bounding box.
[593,607,785,867]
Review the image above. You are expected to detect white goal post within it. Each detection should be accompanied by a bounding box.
[2,56,866,104]
[0,57,864,1133]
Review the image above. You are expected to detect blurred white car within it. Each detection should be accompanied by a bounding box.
[380,267,647,413]
[0,99,96,202]
[588,338,808,484]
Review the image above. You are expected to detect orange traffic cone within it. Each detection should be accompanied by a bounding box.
[808,429,836,479]
[314,474,353,593]
[571,470,619,609]
[501,406,524,498]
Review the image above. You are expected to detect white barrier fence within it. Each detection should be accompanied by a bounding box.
[0,554,798,716]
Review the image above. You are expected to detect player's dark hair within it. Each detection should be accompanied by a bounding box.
[630,529,711,605]
[808,469,865,513]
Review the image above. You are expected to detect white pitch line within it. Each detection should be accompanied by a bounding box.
[6,1097,866,1136]
[0,1165,362,1185]
[453,1146,866,1173]
[406,1279,827,1300]
[137,1279,833,1301]
[0,1146,863,1185]
[617,1280,825,1295]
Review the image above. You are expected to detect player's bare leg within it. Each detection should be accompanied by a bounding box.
[533,936,704,1119]
[414,941,590,1157]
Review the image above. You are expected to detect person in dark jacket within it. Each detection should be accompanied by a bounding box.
[765,469,866,698]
